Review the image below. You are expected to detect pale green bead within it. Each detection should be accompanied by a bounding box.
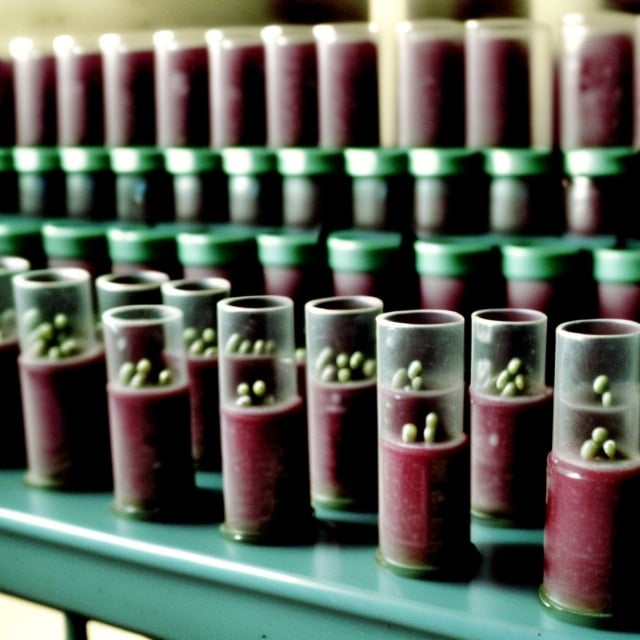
[349,351,364,371]
[320,364,337,382]
[202,327,216,344]
[189,339,205,355]
[237,381,250,396]
[603,439,617,459]
[119,361,136,384]
[495,369,510,392]
[238,339,253,354]
[423,424,437,443]
[315,346,334,372]
[507,357,522,375]
[411,376,424,391]
[391,368,409,389]
[407,360,423,379]
[601,390,613,407]
[265,339,277,353]
[183,326,198,345]
[130,372,147,388]
[514,374,526,391]
[253,339,266,354]
[252,379,267,397]
[236,394,252,407]
[225,332,242,352]
[158,369,173,386]
[593,374,609,395]
[501,381,517,397]
[362,359,376,379]
[137,358,152,375]
[336,352,350,369]
[591,426,609,444]
[580,439,600,460]
[402,423,418,443]
[337,367,351,383]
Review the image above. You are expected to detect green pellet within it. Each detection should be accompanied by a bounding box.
[137,358,152,375]
[158,369,173,386]
[225,333,242,352]
[514,374,526,391]
[411,376,424,391]
[320,364,337,382]
[119,361,136,384]
[391,368,409,389]
[236,394,252,407]
[593,374,609,395]
[316,346,334,372]
[204,346,217,357]
[336,352,350,369]
[53,313,69,330]
[47,345,61,359]
[337,368,351,383]
[238,339,253,354]
[580,439,600,460]
[350,351,365,371]
[237,381,250,396]
[183,327,198,345]
[495,369,510,392]
[202,327,216,344]
[423,424,437,443]
[189,339,205,355]
[402,423,418,443]
[425,412,438,431]
[253,339,266,354]
[252,379,267,397]
[59,338,79,357]
[601,391,613,407]
[130,372,147,388]
[407,360,423,379]
[603,439,617,459]
[362,359,376,379]
[591,426,609,444]
[507,357,522,375]
[501,381,517,397]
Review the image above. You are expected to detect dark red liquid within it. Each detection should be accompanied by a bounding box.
[266,40,318,147]
[186,355,221,471]
[0,58,16,146]
[56,50,104,146]
[211,42,266,147]
[19,349,112,490]
[397,36,464,147]
[14,52,57,146]
[318,39,379,147]
[562,32,633,148]
[470,387,553,526]
[467,37,532,147]
[107,381,195,519]
[104,49,155,146]
[307,378,377,511]
[220,396,313,542]
[379,434,471,573]
[542,453,640,618]
[156,45,210,147]
[597,282,640,321]
[0,340,26,468]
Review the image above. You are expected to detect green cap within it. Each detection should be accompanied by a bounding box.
[344,148,408,177]
[593,247,640,284]
[327,229,402,272]
[109,147,165,174]
[501,241,581,280]
[0,148,14,172]
[409,148,481,177]
[257,229,319,267]
[177,225,258,266]
[0,215,44,256]
[484,148,559,176]
[42,220,109,259]
[13,147,60,173]
[164,148,221,175]
[277,148,344,176]
[59,147,111,173]
[564,147,638,177]
[107,225,177,263]
[414,236,496,277]
[222,147,277,175]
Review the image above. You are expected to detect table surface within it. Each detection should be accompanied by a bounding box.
[0,469,637,640]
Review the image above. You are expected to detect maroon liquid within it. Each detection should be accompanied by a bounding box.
[186,355,221,471]
[542,453,640,618]
[397,36,464,147]
[467,37,532,147]
[0,340,26,468]
[266,39,318,147]
[470,387,553,526]
[56,50,104,146]
[0,58,16,146]
[19,349,112,490]
[156,45,209,147]
[107,381,195,519]
[307,378,377,511]
[220,396,313,542]
[562,32,633,148]
[211,42,266,147]
[104,49,155,146]
[14,52,57,146]
[597,282,640,321]
[318,39,379,148]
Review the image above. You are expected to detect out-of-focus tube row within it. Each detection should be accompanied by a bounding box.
[0,12,637,236]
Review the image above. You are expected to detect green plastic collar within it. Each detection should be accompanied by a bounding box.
[0,215,44,255]
[484,148,559,177]
[257,229,319,267]
[344,148,408,177]
[164,148,221,175]
[593,248,640,283]
[277,148,344,176]
[222,147,277,175]
[107,225,177,262]
[0,148,14,172]
[414,237,495,277]
[42,221,109,259]
[409,148,481,177]
[59,147,111,173]
[110,147,165,174]
[13,147,60,173]
[327,229,402,272]
[177,225,258,266]
[564,147,638,177]
[501,242,581,280]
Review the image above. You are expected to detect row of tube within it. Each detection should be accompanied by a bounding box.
[0,11,639,152]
